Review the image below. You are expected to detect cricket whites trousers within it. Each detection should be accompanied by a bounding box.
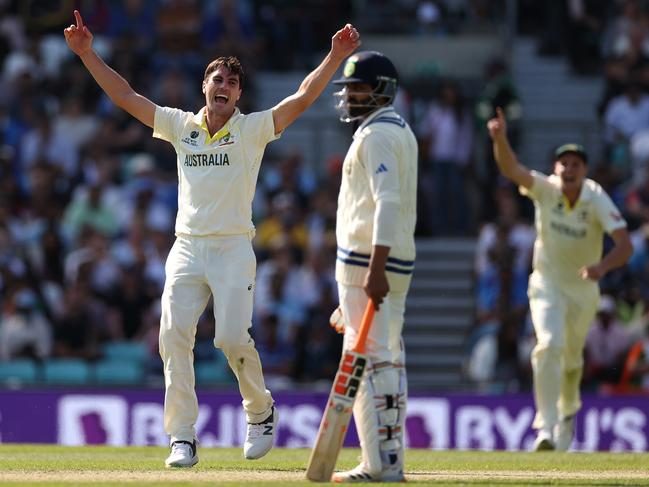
[528,271,599,432]
[159,234,273,443]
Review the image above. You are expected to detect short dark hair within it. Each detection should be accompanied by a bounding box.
[204,56,244,87]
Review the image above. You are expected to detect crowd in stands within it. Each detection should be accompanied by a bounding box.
[3,1,649,395]
[466,0,649,394]
[357,0,504,35]
[0,0,505,389]
[0,0,353,388]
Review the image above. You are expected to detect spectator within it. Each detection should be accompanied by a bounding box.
[109,264,154,340]
[0,286,52,361]
[623,170,649,228]
[604,77,649,179]
[474,58,522,223]
[293,254,340,383]
[61,183,120,243]
[255,313,296,388]
[64,231,121,303]
[305,187,337,252]
[201,0,258,64]
[600,1,649,116]
[255,192,309,255]
[475,186,535,279]
[564,0,609,74]
[584,294,631,387]
[53,281,104,360]
[153,0,203,75]
[255,240,307,343]
[21,114,78,179]
[52,94,100,152]
[418,79,474,235]
[105,0,157,54]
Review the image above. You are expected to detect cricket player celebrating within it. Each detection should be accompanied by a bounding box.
[64,10,360,467]
[329,51,417,482]
[487,108,632,451]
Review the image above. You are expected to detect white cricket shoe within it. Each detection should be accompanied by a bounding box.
[555,415,575,451]
[332,463,406,483]
[244,406,278,459]
[533,429,555,451]
[165,440,198,468]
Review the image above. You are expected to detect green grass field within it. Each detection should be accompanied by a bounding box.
[1,445,648,486]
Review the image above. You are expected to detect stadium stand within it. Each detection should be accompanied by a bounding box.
[94,359,144,385]
[0,359,38,386]
[1,1,647,394]
[43,359,91,386]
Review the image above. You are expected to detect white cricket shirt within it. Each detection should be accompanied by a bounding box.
[521,171,627,285]
[335,107,418,292]
[153,106,279,236]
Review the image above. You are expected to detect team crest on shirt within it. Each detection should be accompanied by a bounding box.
[216,131,236,146]
[578,208,589,222]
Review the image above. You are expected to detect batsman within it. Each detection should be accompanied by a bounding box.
[327,51,418,482]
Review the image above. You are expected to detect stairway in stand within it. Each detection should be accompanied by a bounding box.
[404,238,476,390]
[512,37,603,170]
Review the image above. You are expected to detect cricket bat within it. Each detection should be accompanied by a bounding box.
[305,299,375,482]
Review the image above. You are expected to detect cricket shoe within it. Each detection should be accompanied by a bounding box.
[555,414,575,451]
[244,406,278,459]
[533,429,555,451]
[332,464,406,483]
[165,440,198,468]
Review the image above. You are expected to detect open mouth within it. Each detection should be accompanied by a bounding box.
[214,94,229,105]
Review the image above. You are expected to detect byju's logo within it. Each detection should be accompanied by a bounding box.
[58,395,127,446]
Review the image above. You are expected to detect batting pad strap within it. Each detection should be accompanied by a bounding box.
[372,200,399,247]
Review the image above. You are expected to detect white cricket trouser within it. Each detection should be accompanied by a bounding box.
[159,234,273,443]
[338,283,408,476]
[338,284,406,363]
[528,271,599,432]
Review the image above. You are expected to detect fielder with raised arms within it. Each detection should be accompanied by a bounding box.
[64,10,360,468]
[329,51,417,482]
[487,107,632,451]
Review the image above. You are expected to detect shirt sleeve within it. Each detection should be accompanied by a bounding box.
[240,109,281,149]
[592,184,627,234]
[153,106,188,144]
[361,131,401,205]
[519,170,555,204]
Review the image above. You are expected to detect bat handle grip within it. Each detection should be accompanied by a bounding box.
[352,299,375,354]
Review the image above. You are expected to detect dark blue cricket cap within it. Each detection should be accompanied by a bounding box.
[333,51,399,87]
[555,143,588,163]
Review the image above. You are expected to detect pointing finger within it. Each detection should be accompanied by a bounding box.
[74,9,84,28]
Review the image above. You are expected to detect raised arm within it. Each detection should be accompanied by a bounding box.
[487,107,534,189]
[271,24,360,135]
[64,10,155,128]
